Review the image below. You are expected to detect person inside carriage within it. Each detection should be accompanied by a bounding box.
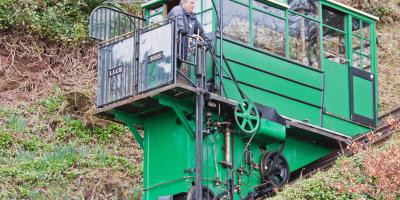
[168,0,209,83]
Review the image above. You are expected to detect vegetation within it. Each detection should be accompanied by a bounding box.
[273,131,400,200]
[0,0,399,199]
[0,88,143,199]
[0,0,104,44]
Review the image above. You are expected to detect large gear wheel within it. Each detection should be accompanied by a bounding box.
[234,99,260,134]
[260,152,290,187]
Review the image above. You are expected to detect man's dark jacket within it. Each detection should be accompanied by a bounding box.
[168,5,207,40]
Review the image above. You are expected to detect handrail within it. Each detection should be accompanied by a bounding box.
[89,6,145,41]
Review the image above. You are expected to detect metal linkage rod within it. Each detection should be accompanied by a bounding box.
[195,44,207,200]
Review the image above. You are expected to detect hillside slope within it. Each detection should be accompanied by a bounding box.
[0,0,399,199]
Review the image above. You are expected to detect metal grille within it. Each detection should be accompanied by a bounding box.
[97,34,136,107]
[89,6,144,41]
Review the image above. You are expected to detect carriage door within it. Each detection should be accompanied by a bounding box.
[322,7,351,119]
[349,18,376,127]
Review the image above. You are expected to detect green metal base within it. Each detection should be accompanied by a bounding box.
[114,96,335,199]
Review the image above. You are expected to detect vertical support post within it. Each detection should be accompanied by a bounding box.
[219,0,224,96]
[195,45,207,200]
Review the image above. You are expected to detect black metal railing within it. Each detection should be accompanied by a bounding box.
[92,15,207,107]
[89,6,145,41]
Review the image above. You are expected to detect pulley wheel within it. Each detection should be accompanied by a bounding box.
[186,186,215,200]
[260,152,290,187]
[234,99,260,134]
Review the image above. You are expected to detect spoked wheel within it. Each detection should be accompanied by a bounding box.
[186,186,215,200]
[234,99,260,134]
[260,152,290,187]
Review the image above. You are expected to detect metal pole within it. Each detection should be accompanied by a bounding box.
[195,45,206,200]
[219,0,224,96]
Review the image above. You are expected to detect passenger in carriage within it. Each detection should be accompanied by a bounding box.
[168,0,208,41]
[168,0,209,84]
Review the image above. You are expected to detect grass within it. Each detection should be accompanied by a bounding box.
[272,131,400,200]
[0,89,143,199]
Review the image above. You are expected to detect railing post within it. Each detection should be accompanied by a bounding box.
[195,44,207,200]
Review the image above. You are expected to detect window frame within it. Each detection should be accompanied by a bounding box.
[321,6,347,64]
[351,17,372,70]
[218,0,377,71]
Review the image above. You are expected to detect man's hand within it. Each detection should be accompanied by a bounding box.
[192,34,204,41]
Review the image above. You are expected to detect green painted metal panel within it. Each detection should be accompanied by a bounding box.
[217,39,323,89]
[226,60,322,106]
[323,114,371,136]
[267,134,332,172]
[143,111,194,199]
[222,80,322,125]
[353,76,374,118]
[322,59,350,118]
[132,99,336,199]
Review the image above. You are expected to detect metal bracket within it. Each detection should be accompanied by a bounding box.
[156,95,195,137]
[113,110,145,148]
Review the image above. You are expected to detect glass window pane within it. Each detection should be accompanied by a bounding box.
[253,1,285,18]
[323,27,346,63]
[203,10,213,33]
[150,6,163,15]
[362,40,371,57]
[322,8,345,31]
[236,0,249,4]
[363,56,371,71]
[194,0,201,14]
[352,18,361,36]
[253,10,285,56]
[289,0,319,18]
[352,36,361,53]
[203,0,212,10]
[288,13,320,68]
[362,21,370,39]
[352,53,361,68]
[149,14,164,28]
[223,0,250,44]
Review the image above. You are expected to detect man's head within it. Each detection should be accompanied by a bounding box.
[180,0,195,14]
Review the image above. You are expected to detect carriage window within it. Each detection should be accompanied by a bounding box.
[253,1,285,18]
[223,0,250,44]
[203,10,213,33]
[149,14,164,28]
[322,8,346,63]
[323,8,345,31]
[323,27,346,63]
[352,17,371,71]
[253,9,285,56]
[288,13,320,68]
[150,6,163,15]
[362,21,370,39]
[203,0,212,9]
[289,0,319,18]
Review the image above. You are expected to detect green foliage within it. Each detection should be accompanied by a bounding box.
[56,118,127,143]
[0,0,103,43]
[370,4,397,23]
[0,133,13,149]
[43,89,66,113]
[94,123,126,141]
[7,114,27,133]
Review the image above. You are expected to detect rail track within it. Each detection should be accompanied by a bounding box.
[290,106,400,182]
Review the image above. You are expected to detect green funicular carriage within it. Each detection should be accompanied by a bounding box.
[89,0,379,199]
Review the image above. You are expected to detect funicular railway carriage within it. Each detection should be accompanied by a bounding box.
[89,0,379,199]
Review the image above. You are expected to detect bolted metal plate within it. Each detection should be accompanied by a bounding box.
[97,35,135,107]
[138,23,174,93]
